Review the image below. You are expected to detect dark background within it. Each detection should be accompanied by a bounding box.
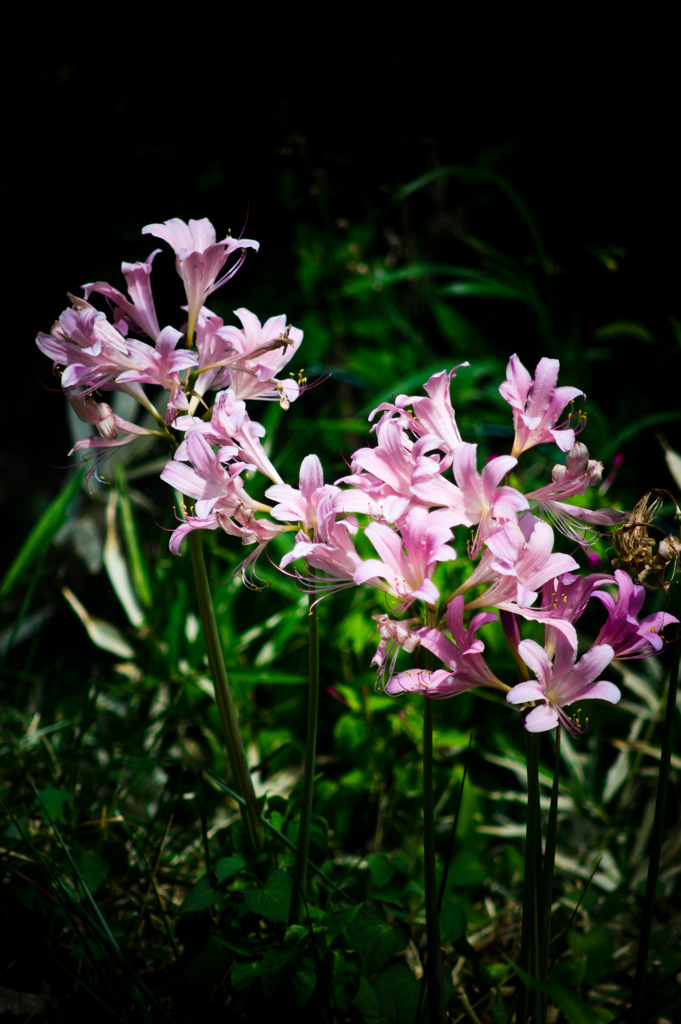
[4,16,680,563]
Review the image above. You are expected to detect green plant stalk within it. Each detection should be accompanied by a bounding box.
[539,728,560,1022]
[422,610,447,1024]
[115,469,153,609]
[630,630,680,1024]
[518,728,543,1024]
[188,530,264,858]
[289,573,320,926]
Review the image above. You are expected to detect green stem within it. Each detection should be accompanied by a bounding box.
[423,608,447,1024]
[518,729,543,1024]
[539,728,560,1023]
[289,574,320,926]
[630,631,680,1023]
[188,530,264,859]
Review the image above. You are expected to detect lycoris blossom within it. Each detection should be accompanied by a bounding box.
[142,217,259,343]
[506,635,620,734]
[500,354,584,458]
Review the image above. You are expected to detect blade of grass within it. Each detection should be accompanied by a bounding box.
[188,529,265,859]
[0,470,83,600]
[289,570,320,926]
[630,627,680,1023]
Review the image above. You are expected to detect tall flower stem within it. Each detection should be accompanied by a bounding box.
[188,530,265,859]
[289,572,320,926]
[423,608,447,1024]
[630,630,680,1023]
[518,729,543,1024]
[539,728,560,1023]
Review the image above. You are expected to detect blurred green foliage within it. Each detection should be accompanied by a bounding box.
[2,156,680,1022]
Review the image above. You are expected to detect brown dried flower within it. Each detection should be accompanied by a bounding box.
[612,489,680,592]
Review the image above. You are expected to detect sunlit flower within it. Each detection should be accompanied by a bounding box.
[506,635,619,734]
[142,217,259,344]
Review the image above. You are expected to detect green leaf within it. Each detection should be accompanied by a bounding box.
[345,902,409,975]
[62,586,135,658]
[366,853,399,889]
[511,959,601,1024]
[352,975,381,1019]
[181,875,223,912]
[1,471,83,599]
[244,867,292,922]
[439,902,467,944]
[542,982,601,1024]
[595,321,654,343]
[115,474,153,609]
[215,855,247,882]
[324,904,362,940]
[374,962,421,1022]
[292,966,316,1008]
[569,924,614,983]
[104,490,145,627]
[72,849,109,895]
[38,787,71,825]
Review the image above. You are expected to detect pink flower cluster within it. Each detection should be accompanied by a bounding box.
[37,217,677,736]
[277,363,677,735]
[37,217,305,565]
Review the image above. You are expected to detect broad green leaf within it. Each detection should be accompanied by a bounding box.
[542,982,601,1024]
[181,875,223,913]
[1,471,83,599]
[244,867,292,922]
[62,586,135,658]
[439,902,467,944]
[38,787,72,825]
[511,959,601,1024]
[292,967,316,1008]
[104,490,145,627]
[374,962,421,1022]
[215,855,246,882]
[352,974,381,1019]
[115,473,153,609]
[73,849,109,895]
[366,853,399,889]
[324,904,362,940]
[569,924,614,983]
[345,902,409,975]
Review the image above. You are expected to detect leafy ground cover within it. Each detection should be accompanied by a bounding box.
[2,165,680,1023]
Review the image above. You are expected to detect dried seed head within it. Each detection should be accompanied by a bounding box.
[612,489,680,592]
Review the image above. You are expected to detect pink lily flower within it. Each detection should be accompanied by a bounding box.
[340,420,443,522]
[215,308,303,407]
[190,308,235,400]
[36,295,136,393]
[160,432,256,518]
[385,596,504,698]
[593,569,679,658]
[461,516,581,646]
[527,443,624,546]
[68,396,162,455]
[353,507,457,607]
[175,388,284,484]
[499,354,584,458]
[280,495,367,588]
[412,443,528,554]
[117,326,199,421]
[369,366,468,457]
[142,218,259,344]
[507,634,619,734]
[465,515,579,610]
[214,509,290,586]
[83,248,162,341]
[266,454,343,532]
